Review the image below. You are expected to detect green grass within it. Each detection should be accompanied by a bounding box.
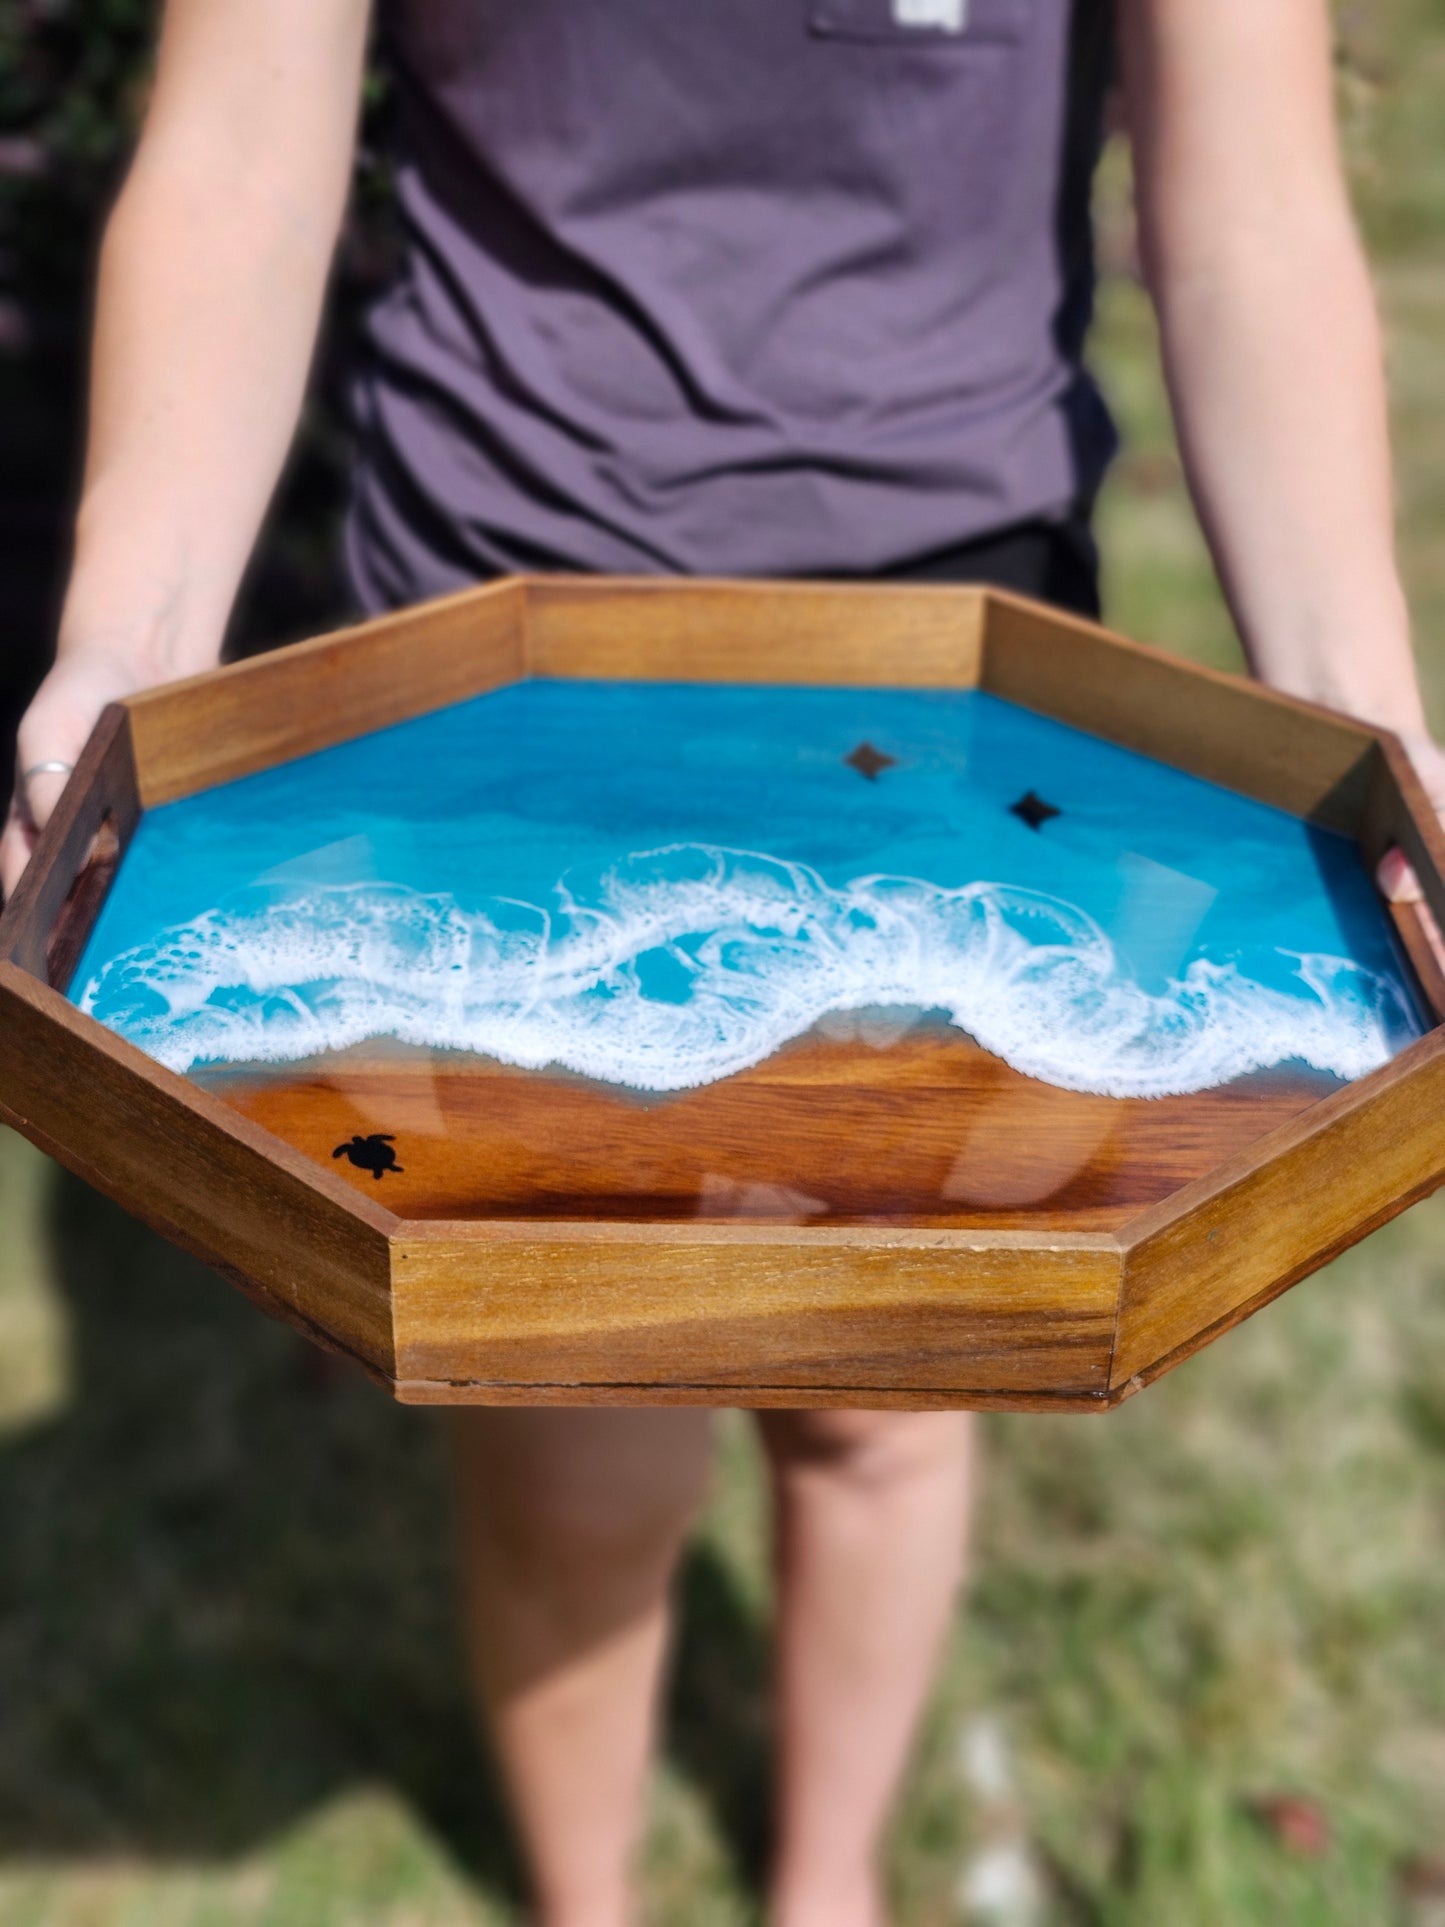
[3,3,1445,1919]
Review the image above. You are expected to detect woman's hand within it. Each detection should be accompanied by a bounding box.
[0,645,146,900]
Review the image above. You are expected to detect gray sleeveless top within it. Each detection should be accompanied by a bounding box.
[346,0,1116,607]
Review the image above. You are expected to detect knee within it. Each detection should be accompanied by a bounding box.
[454,1409,713,1589]
[760,1408,972,1499]
[493,1470,705,1586]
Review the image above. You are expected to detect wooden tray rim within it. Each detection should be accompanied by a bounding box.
[3,577,1445,1411]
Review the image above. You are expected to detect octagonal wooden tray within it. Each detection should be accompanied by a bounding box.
[3,577,1444,1411]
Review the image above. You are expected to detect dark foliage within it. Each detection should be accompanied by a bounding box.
[0,0,157,344]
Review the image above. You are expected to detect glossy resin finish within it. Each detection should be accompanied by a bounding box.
[3,578,1443,1410]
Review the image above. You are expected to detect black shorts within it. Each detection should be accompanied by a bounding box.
[338,509,1101,629]
[833,510,1101,620]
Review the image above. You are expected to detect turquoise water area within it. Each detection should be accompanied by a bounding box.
[72,681,1422,1097]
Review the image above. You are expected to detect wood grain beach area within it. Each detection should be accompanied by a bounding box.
[197,1020,1335,1231]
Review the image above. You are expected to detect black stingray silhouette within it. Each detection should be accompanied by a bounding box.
[332,1133,404,1179]
[844,742,896,781]
[1008,789,1061,830]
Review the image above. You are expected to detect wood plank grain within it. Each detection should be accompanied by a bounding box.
[125,579,526,806]
[389,1221,1121,1397]
[0,963,398,1375]
[1112,1027,1445,1389]
[0,704,140,982]
[204,1032,1325,1232]
[981,592,1381,831]
[524,577,986,687]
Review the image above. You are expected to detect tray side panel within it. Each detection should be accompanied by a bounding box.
[0,704,141,985]
[524,578,986,687]
[390,1227,1119,1399]
[981,592,1380,831]
[125,579,526,806]
[1362,735,1445,1019]
[0,965,397,1375]
[1113,1031,1445,1390]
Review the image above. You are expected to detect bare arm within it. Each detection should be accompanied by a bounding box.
[1120,0,1445,917]
[2,0,369,892]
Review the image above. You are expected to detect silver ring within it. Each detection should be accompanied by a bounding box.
[22,761,74,782]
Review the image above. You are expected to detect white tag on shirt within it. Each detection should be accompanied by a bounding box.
[892,0,968,31]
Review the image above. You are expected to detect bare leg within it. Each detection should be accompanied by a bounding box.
[450,1407,714,1927]
[757,1409,975,1927]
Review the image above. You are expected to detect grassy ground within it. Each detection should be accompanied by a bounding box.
[2,3,1444,1920]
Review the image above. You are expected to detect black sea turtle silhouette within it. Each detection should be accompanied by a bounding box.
[845,741,897,781]
[1008,788,1061,830]
[332,1133,405,1179]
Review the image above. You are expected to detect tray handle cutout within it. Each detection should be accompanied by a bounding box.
[1389,898,1445,1026]
[45,811,121,992]
[0,703,140,989]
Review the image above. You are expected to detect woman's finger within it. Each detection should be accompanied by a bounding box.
[3,643,149,903]
[0,756,76,903]
[0,798,37,904]
[1376,844,1422,904]
[15,762,74,832]
[4,645,137,898]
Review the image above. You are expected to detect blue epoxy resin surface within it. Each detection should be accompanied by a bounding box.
[73,682,1423,1096]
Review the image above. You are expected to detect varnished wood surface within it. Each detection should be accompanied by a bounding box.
[124,579,526,806]
[388,1217,1121,1396]
[1113,1026,1445,1389]
[0,962,398,1376]
[201,1028,1328,1232]
[981,592,1381,833]
[524,577,987,687]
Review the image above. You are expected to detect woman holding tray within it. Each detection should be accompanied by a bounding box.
[5,3,1444,1922]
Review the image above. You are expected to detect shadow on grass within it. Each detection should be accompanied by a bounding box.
[669,1542,773,1895]
[0,1168,772,1906]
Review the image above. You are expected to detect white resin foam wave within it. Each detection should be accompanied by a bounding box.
[77,845,1418,1096]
